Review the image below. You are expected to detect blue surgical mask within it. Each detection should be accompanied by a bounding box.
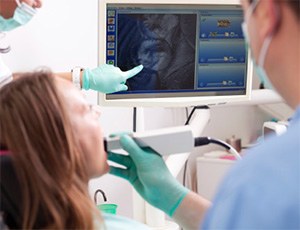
[0,1,37,32]
[242,0,274,89]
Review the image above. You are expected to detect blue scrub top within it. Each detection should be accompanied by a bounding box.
[202,107,300,229]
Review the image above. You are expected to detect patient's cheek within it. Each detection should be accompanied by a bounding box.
[102,161,110,174]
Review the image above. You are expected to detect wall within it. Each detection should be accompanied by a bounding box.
[2,0,273,219]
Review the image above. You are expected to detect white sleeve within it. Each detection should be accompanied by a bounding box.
[0,55,13,88]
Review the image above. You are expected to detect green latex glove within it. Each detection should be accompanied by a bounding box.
[82,64,143,93]
[108,135,189,217]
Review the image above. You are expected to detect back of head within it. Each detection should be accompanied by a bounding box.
[0,71,99,229]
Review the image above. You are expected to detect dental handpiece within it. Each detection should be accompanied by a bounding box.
[104,125,242,159]
[104,126,194,156]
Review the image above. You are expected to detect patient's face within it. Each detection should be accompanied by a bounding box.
[56,78,109,178]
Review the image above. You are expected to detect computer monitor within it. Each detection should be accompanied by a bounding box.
[98,0,253,107]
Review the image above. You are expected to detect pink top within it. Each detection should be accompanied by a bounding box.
[220,155,236,161]
[0,150,10,156]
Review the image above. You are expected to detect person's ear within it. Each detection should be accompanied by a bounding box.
[258,0,280,40]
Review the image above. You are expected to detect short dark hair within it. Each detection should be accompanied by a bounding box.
[280,0,299,19]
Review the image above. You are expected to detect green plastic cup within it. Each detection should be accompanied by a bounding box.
[97,203,118,215]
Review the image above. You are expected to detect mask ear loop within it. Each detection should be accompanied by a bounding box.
[14,0,37,15]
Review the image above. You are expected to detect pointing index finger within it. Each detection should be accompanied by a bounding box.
[122,65,143,80]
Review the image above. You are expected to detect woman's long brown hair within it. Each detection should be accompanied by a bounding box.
[0,71,101,229]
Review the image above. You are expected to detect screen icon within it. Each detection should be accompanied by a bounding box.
[107,50,115,56]
[107,18,115,25]
[107,60,115,65]
[107,35,115,41]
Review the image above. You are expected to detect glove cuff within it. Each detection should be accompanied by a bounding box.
[168,187,189,217]
[82,69,90,90]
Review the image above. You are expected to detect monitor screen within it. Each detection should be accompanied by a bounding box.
[98,0,253,107]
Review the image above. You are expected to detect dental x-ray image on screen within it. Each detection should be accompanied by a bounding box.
[100,1,253,107]
[117,13,197,91]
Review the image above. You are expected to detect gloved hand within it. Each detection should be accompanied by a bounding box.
[82,64,143,93]
[108,135,189,217]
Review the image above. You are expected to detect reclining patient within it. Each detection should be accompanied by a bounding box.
[0,71,150,229]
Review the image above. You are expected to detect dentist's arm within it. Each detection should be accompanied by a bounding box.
[57,64,143,93]
[108,134,211,230]
[13,64,143,93]
[173,191,211,230]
